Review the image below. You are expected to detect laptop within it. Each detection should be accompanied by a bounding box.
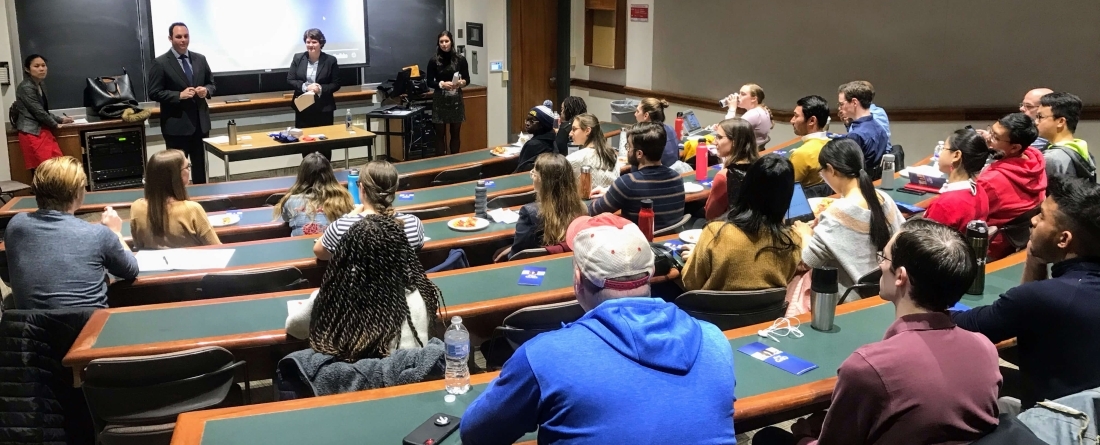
[681,110,713,139]
[785,183,816,224]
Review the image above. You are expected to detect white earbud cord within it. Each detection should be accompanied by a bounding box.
[757,317,804,343]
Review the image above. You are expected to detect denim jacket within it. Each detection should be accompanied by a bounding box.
[280,194,332,236]
[1018,386,1100,445]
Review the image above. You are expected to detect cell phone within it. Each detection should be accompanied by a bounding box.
[896,187,926,196]
[403,413,460,445]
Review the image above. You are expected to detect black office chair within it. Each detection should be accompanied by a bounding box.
[482,301,586,368]
[0,180,30,204]
[401,206,452,220]
[1000,205,1041,252]
[197,266,310,299]
[839,269,883,302]
[673,288,788,331]
[197,197,233,213]
[430,164,483,186]
[889,144,905,170]
[82,346,244,445]
[264,193,286,207]
[487,190,537,210]
[654,214,692,236]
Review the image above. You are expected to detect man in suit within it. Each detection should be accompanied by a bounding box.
[148,22,216,184]
[287,28,341,160]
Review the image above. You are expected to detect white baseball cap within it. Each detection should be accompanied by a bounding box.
[567,213,654,289]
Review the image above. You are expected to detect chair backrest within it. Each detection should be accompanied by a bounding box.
[431,163,483,186]
[264,193,286,207]
[509,248,551,261]
[840,268,883,302]
[487,191,537,210]
[426,248,469,273]
[82,346,242,425]
[197,197,232,213]
[890,144,905,169]
[198,266,308,299]
[673,288,788,330]
[498,301,586,349]
[401,206,452,220]
[1001,205,1042,251]
[654,214,692,236]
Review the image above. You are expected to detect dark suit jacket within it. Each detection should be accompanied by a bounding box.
[148,50,216,136]
[287,52,341,113]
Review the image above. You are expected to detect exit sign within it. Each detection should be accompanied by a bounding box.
[630,4,649,22]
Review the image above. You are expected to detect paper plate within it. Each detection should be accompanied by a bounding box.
[447,217,490,232]
[490,147,521,157]
[208,213,241,227]
[679,229,703,244]
[684,182,705,193]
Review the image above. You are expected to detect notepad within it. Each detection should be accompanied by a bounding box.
[134,248,236,272]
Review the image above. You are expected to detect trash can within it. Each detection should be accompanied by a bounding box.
[610,99,639,124]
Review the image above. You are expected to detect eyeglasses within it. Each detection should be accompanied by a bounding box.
[183,162,192,170]
[1019,102,1039,111]
[1035,113,1055,122]
[877,251,891,264]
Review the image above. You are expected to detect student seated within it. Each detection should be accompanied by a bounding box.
[6,156,138,309]
[130,150,221,250]
[274,153,354,236]
[511,153,588,256]
[977,113,1046,260]
[923,129,991,233]
[681,155,801,292]
[460,214,736,444]
[589,122,686,229]
[789,95,832,197]
[704,118,759,220]
[514,100,558,172]
[837,81,889,174]
[793,139,904,298]
[566,113,621,189]
[555,96,587,155]
[314,160,424,261]
[756,219,1000,445]
[633,97,679,168]
[954,176,1100,408]
[1019,88,1053,149]
[1036,92,1094,181]
[723,83,773,147]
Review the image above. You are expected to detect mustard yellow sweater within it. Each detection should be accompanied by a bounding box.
[681,221,801,292]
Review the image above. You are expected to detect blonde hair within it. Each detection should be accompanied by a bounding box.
[573,114,616,171]
[533,153,587,246]
[743,83,774,129]
[638,97,670,123]
[273,153,354,222]
[32,156,86,211]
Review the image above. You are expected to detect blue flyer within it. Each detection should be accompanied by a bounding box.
[397,193,414,201]
[699,180,713,188]
[950,302,971,312]
[662,239,684,249]
[737,342,819,376]
[518,266,547,286]
[484,180,495,187]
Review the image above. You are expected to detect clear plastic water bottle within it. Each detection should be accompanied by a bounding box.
[444,316,470,395]
[930,140,944,166]
[345,109,352,130]
[474,180,488,219]
[348,169,360,205]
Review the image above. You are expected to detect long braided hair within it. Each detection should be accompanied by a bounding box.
[308,214,444,361]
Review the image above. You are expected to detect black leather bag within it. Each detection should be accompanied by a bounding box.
[650,242,683,277]
[84,70,137,110]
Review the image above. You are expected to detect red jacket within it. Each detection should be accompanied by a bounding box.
[977,147,1047,259]
[924,182,990,234]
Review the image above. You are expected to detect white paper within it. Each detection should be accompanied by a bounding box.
[904,165,945,178]
[203,135,252,144]
[72,118,88,124]
[294,91,316,112]
[133,248,236,272]
[488,208,520,224]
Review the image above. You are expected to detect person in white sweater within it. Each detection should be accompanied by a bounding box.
[723,83,774,148]
[566,113,622,190]
[793,138,904,299]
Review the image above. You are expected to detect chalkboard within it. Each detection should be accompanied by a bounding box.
[15,0,148,109]
[14,0,447,109]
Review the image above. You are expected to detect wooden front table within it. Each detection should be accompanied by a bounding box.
[202,125,375,182]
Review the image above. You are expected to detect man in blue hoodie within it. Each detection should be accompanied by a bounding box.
[460,213,737,445]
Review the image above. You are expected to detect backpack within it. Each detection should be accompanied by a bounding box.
[1053,145,1097,183]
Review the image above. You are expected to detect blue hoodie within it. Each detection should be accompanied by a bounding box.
[460,297,737,445]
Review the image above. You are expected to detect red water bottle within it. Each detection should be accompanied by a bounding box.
[674,112,684,140]
[638,199,655,242]
[695,140,708,181]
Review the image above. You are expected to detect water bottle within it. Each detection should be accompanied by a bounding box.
[695,140,709,181]
[810,267,840,331]
[347,169,361,205]
[345,109,352,130]
[674,112,684,140]
[579,166,592,200]
[474,180,488,219]
[444,316,471,395]
[930,140,944,167]
[638,199,655,242]
[880,153,896,190]
[227,120,238,145]
[966,220,989,295]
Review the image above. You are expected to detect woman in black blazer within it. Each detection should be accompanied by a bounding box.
[288,28,341,159]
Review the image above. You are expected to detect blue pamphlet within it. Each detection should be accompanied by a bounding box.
[397,193,414,201]
[737,342,819,376]
[895,202,925,214]
[662,239,684,249]
[699,180,713,188]
[712,164,722,170]
[518,266,547,286]
[950,302,971,312]
[484,180,495,187]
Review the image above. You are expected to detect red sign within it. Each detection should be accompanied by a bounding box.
[630,4,649,22]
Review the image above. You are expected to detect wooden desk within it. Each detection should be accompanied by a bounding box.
[202,125,375,182]
[165,253,1025,444]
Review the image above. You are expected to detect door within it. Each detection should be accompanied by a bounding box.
[509,0,558,136]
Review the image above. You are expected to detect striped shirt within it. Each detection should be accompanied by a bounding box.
[588,165,686,229]
[320,212,426,255]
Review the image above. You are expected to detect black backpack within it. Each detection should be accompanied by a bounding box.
[1052,145,1097,183]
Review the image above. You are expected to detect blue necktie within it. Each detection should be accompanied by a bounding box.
[179,54,194,85]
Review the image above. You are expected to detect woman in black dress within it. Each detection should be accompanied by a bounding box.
[426,30,470,156]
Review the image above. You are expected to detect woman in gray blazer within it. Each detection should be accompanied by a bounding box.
[14,54,71,174]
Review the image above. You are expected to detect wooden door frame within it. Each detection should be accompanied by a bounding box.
[507,0,569,137]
